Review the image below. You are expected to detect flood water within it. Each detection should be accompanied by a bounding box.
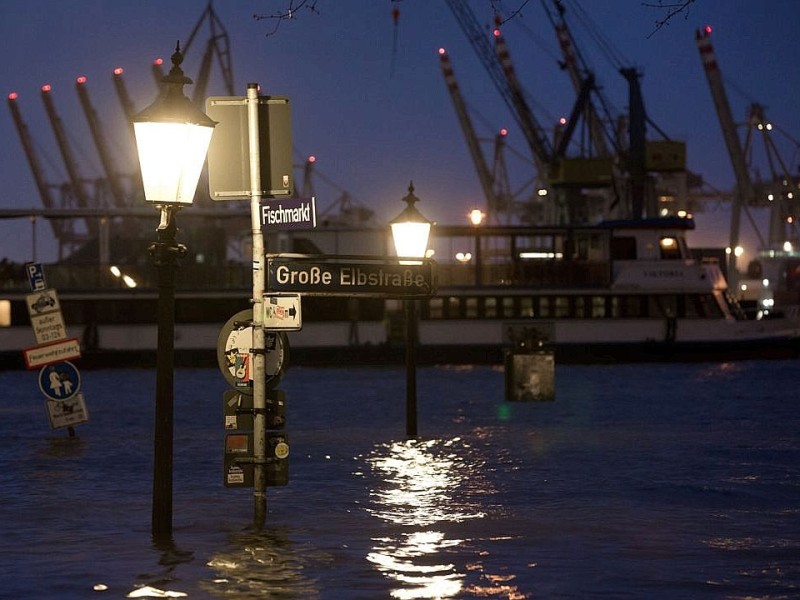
[1,360,799,598]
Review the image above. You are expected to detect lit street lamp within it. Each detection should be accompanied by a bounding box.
[132,42,216,538]
[390,182,432,438]
[468,208,485,285]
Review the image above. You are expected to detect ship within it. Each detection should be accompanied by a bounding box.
[2,214,799,369]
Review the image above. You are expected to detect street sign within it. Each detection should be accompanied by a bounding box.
[263,293,302,330]
[206,95,293,200]
[38,361,81,402]
[45,392,89,430]
[24,337,81,370]
[265,254,436,298]
[217,309,288,393]
[25,262,46,291]
[260,197,316,230]
[26,289,67,344]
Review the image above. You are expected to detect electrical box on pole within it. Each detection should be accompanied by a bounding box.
[205,95,294,200]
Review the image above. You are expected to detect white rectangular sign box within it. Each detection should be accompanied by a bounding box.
[26,289,67,344]
[46,392,89,430]
[263,293,302,330]
[29,311,67,345]
[24,337,81,369]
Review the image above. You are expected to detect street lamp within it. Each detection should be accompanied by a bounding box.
[390,182,432,438]
[468,208,485,285]
[132,41,216,538]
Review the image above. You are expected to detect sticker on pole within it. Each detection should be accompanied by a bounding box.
[38,361,80,402]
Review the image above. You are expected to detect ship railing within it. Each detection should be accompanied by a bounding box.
[435,260,611,288]
[1,263,254,293]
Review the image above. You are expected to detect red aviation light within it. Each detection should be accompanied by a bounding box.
[499,128,508,136]
[493,28,501,37]
[41,84,52,92]
[704,25,713,34]
[153,57,163,66]
[438,47,446,56]
[307,155,316,163]
[113,67,124,76]
[559,116,567,125]
[76,76,87,85]
[8,92,18,100]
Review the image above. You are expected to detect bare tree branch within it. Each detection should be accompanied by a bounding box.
[642,0,697,38]
[253,0,322,37]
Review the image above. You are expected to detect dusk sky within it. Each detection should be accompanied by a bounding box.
[1,0,799,265]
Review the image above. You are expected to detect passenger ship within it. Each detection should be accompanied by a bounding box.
[2,215,799,367]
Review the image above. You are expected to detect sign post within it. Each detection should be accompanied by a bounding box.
[207,84,295,529]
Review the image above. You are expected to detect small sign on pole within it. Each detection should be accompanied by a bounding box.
[263,293,302,330]
[24,337,81,370]
[25,262,47,291]
[45,393,89,430]
[38,361,81,402]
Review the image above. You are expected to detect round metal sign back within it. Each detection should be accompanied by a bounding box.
[217,309,288,393]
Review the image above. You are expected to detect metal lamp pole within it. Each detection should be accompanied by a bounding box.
[132,42,216,539]
[149,206,185,536]
[404,297,418,437]
[390,182,432,439]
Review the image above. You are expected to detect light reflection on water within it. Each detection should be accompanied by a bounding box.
[363,437,528,599]
[201,529,323,599]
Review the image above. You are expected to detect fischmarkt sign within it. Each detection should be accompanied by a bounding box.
[265,254,436,298]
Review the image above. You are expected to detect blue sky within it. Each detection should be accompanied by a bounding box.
[1,0,799,265]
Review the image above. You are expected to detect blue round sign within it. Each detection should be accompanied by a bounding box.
[38,361,81,402]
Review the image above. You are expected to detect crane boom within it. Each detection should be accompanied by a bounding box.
[696,27,752,284]
[492,28,553,173]
[545,0,610,157]
[7,93,58,213]
[75,76,127,208]
[445,0,552,177]
[40,84,98,236]
[438,48,497,216]
[184,1,235,101]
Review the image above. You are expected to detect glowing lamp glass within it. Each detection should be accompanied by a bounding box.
[133,121,213,205]
[391,221,431,261]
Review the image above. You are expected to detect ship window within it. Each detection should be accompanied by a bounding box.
[620,295,644,317]
[610,296,620,317]
[0,300,9,327]
[447,296,460,318]
[502,297,515,317]
[651,295,678,317]
[554,296,569,317]
[520,296,534,317]
[611,236,637,260]
[539,297,551,318]
[687,294,723,318]
[659,237,682,260]
[574,296,587,317]
[466,297,479,318]
[429,297,444,319]
[484,297,497,318]
[591,296,606,318]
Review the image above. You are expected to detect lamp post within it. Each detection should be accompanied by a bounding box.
[468,208,485,286]
[390,182,432,438]
[132,42,216,538]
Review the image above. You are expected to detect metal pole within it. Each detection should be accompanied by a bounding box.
[247,83,268,528]
[405,298,418,438]
[150,205,184,538]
